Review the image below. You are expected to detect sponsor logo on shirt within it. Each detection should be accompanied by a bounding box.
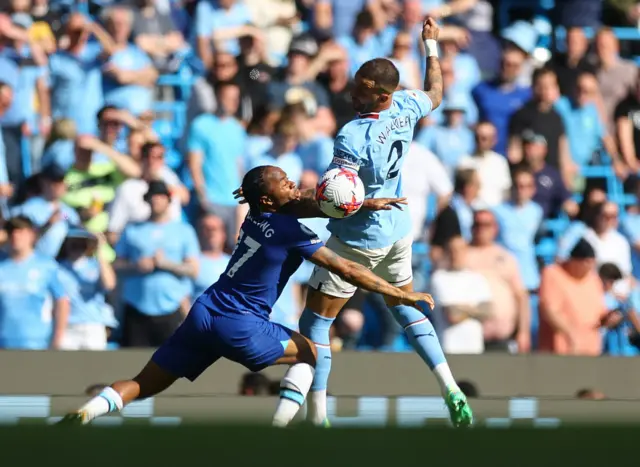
[332,150,360,170]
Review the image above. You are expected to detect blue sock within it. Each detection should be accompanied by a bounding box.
[389,304,446,370]
[299,308,335,391]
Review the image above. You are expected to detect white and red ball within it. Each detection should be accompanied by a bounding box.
[315,168,365,219]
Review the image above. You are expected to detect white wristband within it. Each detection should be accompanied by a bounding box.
[424,39,439,58]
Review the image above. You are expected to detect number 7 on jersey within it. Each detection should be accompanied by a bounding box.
[226,230,261,278]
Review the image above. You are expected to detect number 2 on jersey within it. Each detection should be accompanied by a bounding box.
[226,230,261,278]
[386,141,403,180]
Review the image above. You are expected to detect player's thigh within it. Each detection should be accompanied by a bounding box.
[274,331,317,367]
[307,235,386,318]
[373,235,414,307]
[151,301,221,383]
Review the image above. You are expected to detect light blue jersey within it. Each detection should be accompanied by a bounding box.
[327,90,433,249]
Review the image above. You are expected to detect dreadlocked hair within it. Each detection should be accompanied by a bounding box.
[242,166,270,215]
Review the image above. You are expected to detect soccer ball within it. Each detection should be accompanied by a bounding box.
[316,168,365,218]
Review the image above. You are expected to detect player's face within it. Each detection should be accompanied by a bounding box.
[262,167,300,210]
[351,76,387,113]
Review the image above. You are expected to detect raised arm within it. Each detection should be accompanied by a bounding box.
[309,246,434,310]
[422,18,443,110]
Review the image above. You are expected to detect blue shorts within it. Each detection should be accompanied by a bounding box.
[152,300,293,381]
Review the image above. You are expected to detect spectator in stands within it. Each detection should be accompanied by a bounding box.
[332,307,365,351]
[244,107,278,170]
[501,21,538,88]
[437,31,481,96]
[431,236,491,354]
[582,201,632,276]
[237,34,275,113]
[595,27,638,134]
[188,80,245,249]
[621,180,640,281]
[250,117,303,185]
[494,167,543,293]
[244,0,300,67]
[338,10,380,78]
[41,118,76,171]
[615,75,640,173]
[281,103,332,181]
[11,164,80,258]
[131,0,187,74]
[57,229,117,350]
[458,120,511,207]
[101,5,159,117]
[522,131,578,220]
[267,35,330,114]
[508,68,574,186]
[466,209,531,353]
[0,216,69,349]
[114,180,199,347]
[313,0,372,39]
[50,13,112,135]
[29,0,60,54]
[599,262,640,356]
[194,0,255,70]
[402,141,452,243]
[63,135,142,235]
[416,95,474,175]
[429,167,480,265]
[555,71,624,174]
[193,213,230,299]
[108,141,187,245]
[548,27,597,98]
[538,238,609,355]
[313,43,353,131]
[0,81,14,212]
[472,46,532,156]
[388,31,421,90]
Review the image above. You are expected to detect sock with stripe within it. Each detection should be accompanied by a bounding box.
[298,308,335,424]
[273,363,315,427]
[78,386,124,423]
[389,304,459,395]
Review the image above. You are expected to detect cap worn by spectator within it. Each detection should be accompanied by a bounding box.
[41,164,67,181]
[522,130,547,146]
[288,34,318,57]
[501,20,538,56]
[143,180,172,203]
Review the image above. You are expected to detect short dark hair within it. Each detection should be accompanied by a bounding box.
[532,67,557,86]
[141,141,164,160]
[5,215,35,233]
[598,262,623,282]
[356,58,400,94]
[214,80,239,97]
[512,165,534,181]
[97,105,118,121]
[242,166,270,215]
[355,9,375,30]
[454,168,477,193]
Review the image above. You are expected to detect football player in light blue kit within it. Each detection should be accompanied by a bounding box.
[300,19,473,427]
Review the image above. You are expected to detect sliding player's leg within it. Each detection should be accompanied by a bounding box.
[377,236,473,427]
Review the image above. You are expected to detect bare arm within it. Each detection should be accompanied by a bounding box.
[422,18,443,110]
[88,21,116,57]
[558,135,576,189]
[430,0,478,18]
[87,139,142,179]
[507,135,523,164]
[35,76,51,130]
[188,151,208,205]
[309,246,434,309]
[154,255,199,279]
[97,239,116,292]
[116,66,159,87]
[51,298,70,349]
[444,302,492,324]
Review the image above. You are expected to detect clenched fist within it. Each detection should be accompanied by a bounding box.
[422,17,440,41]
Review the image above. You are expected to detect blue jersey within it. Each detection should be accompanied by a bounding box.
[326,90,433,249]
[201,212,323,320]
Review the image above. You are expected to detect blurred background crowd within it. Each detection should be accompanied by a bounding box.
[0,0,640,357]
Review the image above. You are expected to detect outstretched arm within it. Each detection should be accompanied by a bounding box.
[309,246,434,310]
[422,18,443,110]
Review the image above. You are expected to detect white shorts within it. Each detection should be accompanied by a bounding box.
[60,323,108,351]
[308,234,413,299]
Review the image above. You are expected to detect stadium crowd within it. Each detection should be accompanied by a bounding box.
[0,0,640,356]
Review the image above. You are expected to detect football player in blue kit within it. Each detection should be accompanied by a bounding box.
[237,18,473,427]
[59,166,434,427]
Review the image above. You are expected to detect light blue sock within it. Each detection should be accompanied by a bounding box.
[389,304,446,370]
[298,308,335,392]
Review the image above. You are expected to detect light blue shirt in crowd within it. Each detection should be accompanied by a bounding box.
[451,194,474,242]
[58,257,117,327]
[188,114,245,206]
[602,289,640,356]
[11,198,81,258]
[327,90,432,249]
[41,140,75,171]
[554,96,604,166]
[0,252,66,349]
[415,124,475,175]
[102,45,154,116]
[116,220,200,315]
[337,35,381,78]
[316,0,370,38]
[244,135,273,172]
[556,221,587,261]
[452,53,482,94]
[494,200,543,290]
[195,0,251,56]
[298,135,334,175]
[620,213,640,281]
[252,151,303,186]
[0,47,46,128]
[192,253,230,299]
[49,41,104,134]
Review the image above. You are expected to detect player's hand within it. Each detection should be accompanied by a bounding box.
[137,257,155,274]
[422,17,440,42]
[233,187,247,204]
[400,292,435,312]
[363,197,408,211]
